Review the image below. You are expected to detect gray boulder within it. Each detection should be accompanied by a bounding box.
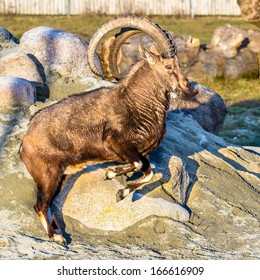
[237,0,260,27]
[0,27,19,53]
[209,24,260,79]
[170,81,227,134]
[187,24,260,80]
[19,26,96,99]
[0,84,259,259]
[0,77,36,108]
[54,165,190,232]
[210,24,260,56]
[0,51,43,84]
[186,49,227,80]
[224,47,259,79]
[210,24,245,58]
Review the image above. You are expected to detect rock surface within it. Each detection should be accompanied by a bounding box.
[186,49,227,80]
[0,27,19,52]
[237,0,260,27]
[0,77,36,107]
[170,81,227,134]
[54,165,190,232]
[0,51,43,84]
[0,96,259,259]
[19,26,96,99]
[224,47,259,79]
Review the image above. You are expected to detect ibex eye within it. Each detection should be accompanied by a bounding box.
[165,65,172,70]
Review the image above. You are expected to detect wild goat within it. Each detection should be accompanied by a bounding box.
[20,17,198,245]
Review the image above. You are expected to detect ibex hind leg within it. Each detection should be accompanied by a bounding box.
[34,168,67,245]
[117,155,153,202]
[35,193,67,245]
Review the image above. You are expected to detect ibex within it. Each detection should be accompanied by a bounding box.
[20,16,198,245]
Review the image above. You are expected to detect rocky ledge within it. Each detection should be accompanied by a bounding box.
[0,100,259,259]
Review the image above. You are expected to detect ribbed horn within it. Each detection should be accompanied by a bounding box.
[109,28,142,79]
[87,16,177,78]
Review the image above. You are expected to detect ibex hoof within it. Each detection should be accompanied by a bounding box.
[106,169,117,179]
[52,233,67,246]
[116,189,130,202]
[133,160,143,172]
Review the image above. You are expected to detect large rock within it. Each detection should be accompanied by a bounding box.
[224,47,259,79]
[170,81,227,134]
[0,77,36,107]
[0,86,259,259]
[187,45,259,80]
[210,24,260,56]
[54,166,189,232]
[186,49,227,80]
[237,0,260,27]
[0,51,43,84]
[19,26,96,99]
[187,25,260,80]
[0,27,19,53]
[173,35,200,68]
[210,25,245,58]
[209,24,260,79]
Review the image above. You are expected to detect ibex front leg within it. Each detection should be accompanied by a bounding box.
[106,142,153,201]
[106,161,143,179]
[116,155,153,201]
[105,142,143,179]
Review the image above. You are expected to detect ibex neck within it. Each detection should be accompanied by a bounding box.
[122,61,170,110]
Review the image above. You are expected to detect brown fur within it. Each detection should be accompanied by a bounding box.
[20,46,195,244]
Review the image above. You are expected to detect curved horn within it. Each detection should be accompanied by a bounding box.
[87,16,177,78]
[109,28,142,79]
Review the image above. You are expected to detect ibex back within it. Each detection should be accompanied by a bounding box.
[20,44,196,245]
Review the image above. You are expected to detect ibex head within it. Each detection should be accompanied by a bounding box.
[139,44,197,99]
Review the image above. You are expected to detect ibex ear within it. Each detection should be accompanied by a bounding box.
[139,44,156,65]
[150,44,160,56]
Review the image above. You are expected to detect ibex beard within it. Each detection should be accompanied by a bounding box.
[20,44,197,245]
